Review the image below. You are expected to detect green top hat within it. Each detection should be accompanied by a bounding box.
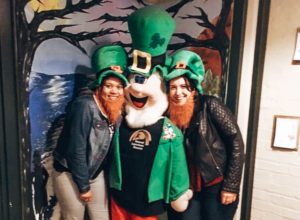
[165,50,205,94]
[89,45,128,89]
[127,5,176,76]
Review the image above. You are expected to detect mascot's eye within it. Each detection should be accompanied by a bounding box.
[132,74,147,84]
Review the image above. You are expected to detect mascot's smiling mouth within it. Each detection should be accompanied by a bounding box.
[130,94,148,108]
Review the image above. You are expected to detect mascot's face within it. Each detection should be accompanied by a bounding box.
[124,71,168,128]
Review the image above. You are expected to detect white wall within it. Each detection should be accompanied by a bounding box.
[249,0,300,219]
[234,0,259,219]
[237,1,259,140]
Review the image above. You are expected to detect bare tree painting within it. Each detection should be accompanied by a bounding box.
[15,0,233,219]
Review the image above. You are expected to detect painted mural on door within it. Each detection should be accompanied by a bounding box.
[16,0,234,219]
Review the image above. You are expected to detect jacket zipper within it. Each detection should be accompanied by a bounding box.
[199,130,223,176]
[202,98,223,177]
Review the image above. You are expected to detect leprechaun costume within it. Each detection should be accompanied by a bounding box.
[109,6,192,220]
[53,45,128,220]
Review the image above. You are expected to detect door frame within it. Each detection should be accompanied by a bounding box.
[240,0,271,219]
[0,0,24,219]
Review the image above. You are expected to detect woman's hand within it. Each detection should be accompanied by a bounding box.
[220,190,237,205]
[79,190,93,202]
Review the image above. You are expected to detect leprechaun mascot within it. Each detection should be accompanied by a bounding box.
[109,6,192,220]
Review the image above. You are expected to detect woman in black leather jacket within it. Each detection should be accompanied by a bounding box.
[52,45,128,220]
[165,50,244,220]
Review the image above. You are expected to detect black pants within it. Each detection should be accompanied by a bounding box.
[167,183,238,220]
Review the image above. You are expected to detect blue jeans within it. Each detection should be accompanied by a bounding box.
[167,182,238,220]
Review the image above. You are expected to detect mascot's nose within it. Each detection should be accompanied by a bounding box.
[134,75,147,84]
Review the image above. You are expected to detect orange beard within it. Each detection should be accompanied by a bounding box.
[168,94,195,130]
[95,90,125,124]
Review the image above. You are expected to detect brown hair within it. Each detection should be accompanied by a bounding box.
[167,75,195,92]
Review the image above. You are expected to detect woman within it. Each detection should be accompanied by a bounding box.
[165,50,245,220]
[52,45,128,220]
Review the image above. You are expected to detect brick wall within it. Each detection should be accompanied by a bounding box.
[249,0,300,219]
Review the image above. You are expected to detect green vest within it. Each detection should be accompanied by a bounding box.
[109,117,189,203]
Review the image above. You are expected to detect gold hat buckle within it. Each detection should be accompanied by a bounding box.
[131,49,151,74]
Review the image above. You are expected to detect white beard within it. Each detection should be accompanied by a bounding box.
[125,93,168,128]
[125,72,168,128]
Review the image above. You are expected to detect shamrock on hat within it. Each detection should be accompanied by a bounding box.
[89,45,129,89]
[127,5,176,77]
[165,50,205,94]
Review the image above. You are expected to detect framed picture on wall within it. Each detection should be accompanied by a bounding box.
[271,115,300,150]
[293,27,300,62]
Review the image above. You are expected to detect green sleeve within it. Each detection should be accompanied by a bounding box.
[109,129,122,190]
[169,126,190,201]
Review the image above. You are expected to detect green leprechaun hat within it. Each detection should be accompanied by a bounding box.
[89,45,128,89]
[165,50,205,94]
[127,5,176,76]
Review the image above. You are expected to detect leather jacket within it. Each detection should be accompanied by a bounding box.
[185,95,244,193]
[53,94,118,193]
